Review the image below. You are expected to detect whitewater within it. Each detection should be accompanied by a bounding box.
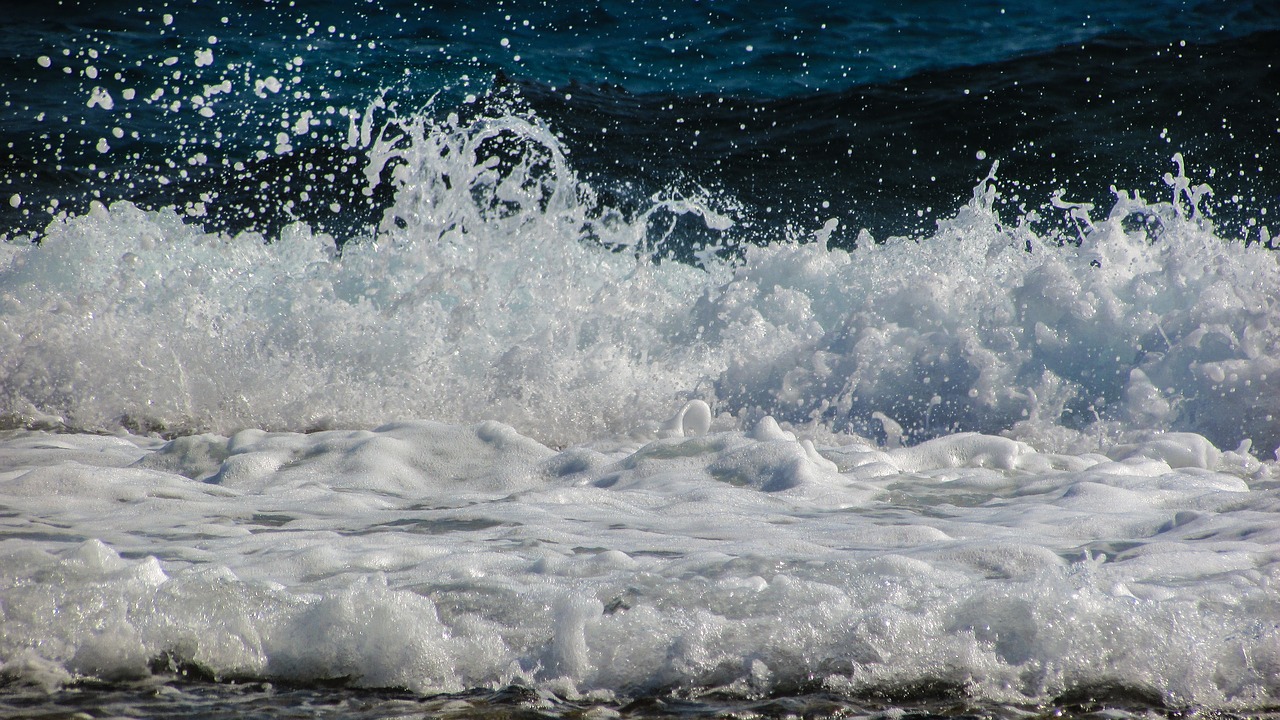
[2,103,1279,716]
[3,2,1280,715]
[5,103,1279,451]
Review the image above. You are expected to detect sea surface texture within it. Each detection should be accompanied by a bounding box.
[2,1,1280,718]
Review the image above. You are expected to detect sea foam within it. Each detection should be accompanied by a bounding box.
[4,5,1280,715]
[2,91,1279,714]
[1,422,1276,707]
[2,103,1278,455]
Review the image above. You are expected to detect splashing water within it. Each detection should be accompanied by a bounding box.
[2,99,1278,456]
[4,6,1280,717]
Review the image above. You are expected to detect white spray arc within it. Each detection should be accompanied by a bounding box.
[1,101,1278,455]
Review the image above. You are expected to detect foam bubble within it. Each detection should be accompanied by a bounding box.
[0,421,1275,705]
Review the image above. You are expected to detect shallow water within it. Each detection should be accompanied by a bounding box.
[7,679,1275,720]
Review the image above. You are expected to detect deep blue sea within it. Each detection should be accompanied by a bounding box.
[4,0,1278,244]
[2,2,1280,718]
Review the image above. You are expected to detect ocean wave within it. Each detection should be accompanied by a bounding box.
[2,102,1277,455]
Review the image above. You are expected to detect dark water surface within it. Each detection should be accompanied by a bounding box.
[3,1,1277,244]
[4,678,1274,720]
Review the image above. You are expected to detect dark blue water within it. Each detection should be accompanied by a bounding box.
[2,0,1277,245]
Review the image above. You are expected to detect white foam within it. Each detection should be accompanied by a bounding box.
[0,422,1276,707]
[657,400,712,439]
[3,91,1280,711]
[4,106,1278,457]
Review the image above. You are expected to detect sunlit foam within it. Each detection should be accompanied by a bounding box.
[2,101,1277,455]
